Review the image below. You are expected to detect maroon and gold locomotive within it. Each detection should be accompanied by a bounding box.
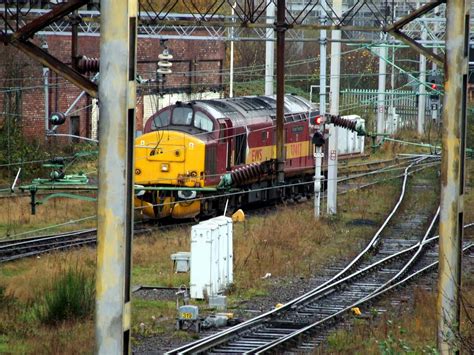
[134,94,322,220]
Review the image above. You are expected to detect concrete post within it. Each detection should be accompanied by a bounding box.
[437,0,469,353]
[327,0,342,215]
[417,28,427,135]
[377,37,387,135]
[96,0,137,353]
[265,0,275,96]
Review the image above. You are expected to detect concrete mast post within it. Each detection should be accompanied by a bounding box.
[265,0,275,96]
[377,35,387,135]
[437,0,469,353]
[327,0,342,215]
[417,28,427,135]
[96,0,137,353]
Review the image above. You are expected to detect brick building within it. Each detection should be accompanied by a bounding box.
[0,34,225,142]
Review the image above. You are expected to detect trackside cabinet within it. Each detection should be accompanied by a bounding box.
[213,216,233,287]
[190,221,220,299]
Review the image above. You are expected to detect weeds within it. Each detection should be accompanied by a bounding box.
[35,264,95,325]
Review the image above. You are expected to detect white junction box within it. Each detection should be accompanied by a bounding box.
[190,216,233,299]
[171,252,191,273]
[213,216,233,285]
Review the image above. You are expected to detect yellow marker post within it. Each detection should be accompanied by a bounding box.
[232,209,245,222]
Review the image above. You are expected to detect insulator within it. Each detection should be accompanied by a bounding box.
[229,160,275,187]
[158,50,173,61]
[49,112,66,125]
[77,55,100,74]
[329,115,357,132]
[158,60,172,68]
[157,68,172,75]
[50,169,65,181]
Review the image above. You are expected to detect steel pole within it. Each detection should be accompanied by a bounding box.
[229,3,235,98]
[43,66,49,137]
[314,146,323,218]
[417,28,427,135]
[327,0,342,215]
[276,0,286,183]
[264,0,275,96]
[71,9,79,70]
[96,0,137,353]
[437,0,469,353]
[319,0,327,116]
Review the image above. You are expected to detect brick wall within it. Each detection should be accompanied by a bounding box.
[0,35,225,142]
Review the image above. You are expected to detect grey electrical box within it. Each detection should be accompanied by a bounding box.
[178,305,199,320]
[209,295,227,310]
[171,252,191,273]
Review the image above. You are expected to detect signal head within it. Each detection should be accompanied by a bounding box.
[309,112,325,129]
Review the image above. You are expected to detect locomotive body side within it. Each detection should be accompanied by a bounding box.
[134,94,318,220]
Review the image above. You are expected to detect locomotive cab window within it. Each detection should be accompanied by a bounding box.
[194,111,214,132]
[172,107,193,125]
[151,109,171,130]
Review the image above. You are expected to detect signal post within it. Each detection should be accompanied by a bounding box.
[311,115,326,218]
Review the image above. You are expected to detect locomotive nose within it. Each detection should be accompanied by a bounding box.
[134,130,205,187]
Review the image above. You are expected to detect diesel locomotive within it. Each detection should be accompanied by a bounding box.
[134,94,356,220]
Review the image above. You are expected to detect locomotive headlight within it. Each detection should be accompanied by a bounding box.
[161,163,169,172]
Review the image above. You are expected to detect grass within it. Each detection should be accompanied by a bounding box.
[131,299,179,337]
[0,259,95,354]
[0,195,96,239]
[322,282,474,354]
[35,264,95,325]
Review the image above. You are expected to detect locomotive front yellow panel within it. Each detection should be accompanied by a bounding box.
[134,130,206,187]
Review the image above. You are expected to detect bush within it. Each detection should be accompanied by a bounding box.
[36,265,95,325]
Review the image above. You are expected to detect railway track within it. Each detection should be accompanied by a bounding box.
[166,157,445,354]
[0,223,171,263]
[255,240,473,354]
[0,229,98,263]
[0,156,435,264]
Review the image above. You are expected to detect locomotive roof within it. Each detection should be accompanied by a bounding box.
[190,94,315,126]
